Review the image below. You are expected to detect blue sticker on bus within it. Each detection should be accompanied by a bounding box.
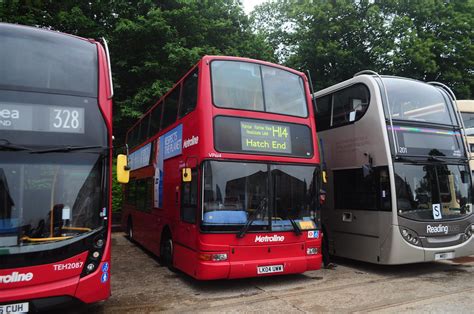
[162,124,182,160]
[128,142,152,170]
[102,262,109,273]
[101,272,108,283]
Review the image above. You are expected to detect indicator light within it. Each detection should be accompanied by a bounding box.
[92,251,100,259]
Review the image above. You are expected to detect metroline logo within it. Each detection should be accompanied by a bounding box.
[0,272,33,283]
[255,235,285,243]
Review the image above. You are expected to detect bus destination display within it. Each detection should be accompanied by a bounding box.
[214,116,313,158]
[0,102,84,134]
[240,121,292,154]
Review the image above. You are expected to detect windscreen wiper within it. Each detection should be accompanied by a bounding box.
[237,198,268,239]
[30,145,108,154]
[288,217,302,236]
[427,156,447,163]
[0,139,32,151]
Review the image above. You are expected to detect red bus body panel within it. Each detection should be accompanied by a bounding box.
[122,55,321,280]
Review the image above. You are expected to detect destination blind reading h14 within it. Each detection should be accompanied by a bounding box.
[240,121,292,154]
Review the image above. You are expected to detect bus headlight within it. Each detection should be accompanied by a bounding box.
[306,247,318,255]
[400,228,422,247]
[212,253,228,261]
[465,225,473,239]
[199,253,228,262]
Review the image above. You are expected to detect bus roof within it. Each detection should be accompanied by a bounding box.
[0,22,95,44]
[201,55,306,77]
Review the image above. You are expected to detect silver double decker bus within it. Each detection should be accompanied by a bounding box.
[314,71,474,264]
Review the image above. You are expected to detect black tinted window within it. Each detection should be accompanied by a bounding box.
[334,166,391,211]
[181,168,198,224]
[179,69,198,118]
[149,104,163,136]
[162,87,180,130]
[315,84,370,131]
[138,115,150,143]
[0,24,98,96]
[332,84,370,127]
[315,95,331,131]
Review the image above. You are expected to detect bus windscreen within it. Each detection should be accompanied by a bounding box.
[381,78,456,126]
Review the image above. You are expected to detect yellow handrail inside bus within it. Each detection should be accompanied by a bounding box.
[61,226,92,232]
[21,236,73,242]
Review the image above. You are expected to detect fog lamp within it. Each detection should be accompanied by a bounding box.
[95,238,104,248]
[86,263,96,272]
[307,247,318,255]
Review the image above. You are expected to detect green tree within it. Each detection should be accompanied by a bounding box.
[252,0,473,98]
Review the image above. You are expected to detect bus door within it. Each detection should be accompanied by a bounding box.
[330,166,390,263]
[175,166,199,253]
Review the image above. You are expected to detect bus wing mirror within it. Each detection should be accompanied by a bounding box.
[182,167,192,182]
[117,154,130,184]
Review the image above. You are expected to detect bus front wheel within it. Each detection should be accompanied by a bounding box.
[160,232,177,272]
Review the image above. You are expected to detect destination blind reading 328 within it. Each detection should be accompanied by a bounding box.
[0,102,85,133]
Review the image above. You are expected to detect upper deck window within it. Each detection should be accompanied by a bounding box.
[381,78,456,126]
[315,83,370,132]
[0,24,98,97]
[211,61,307,117]
[461,112,474,136]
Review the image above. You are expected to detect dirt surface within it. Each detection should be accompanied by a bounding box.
[76,233,474,313]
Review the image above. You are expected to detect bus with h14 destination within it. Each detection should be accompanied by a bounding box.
[117,55,323,280]
[314,71,474,264]
[0,23,114,311]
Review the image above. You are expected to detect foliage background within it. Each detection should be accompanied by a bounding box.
[1,0,473,211]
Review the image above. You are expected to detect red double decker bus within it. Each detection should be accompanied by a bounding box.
[0,24,113,311]
[119,56,322,279]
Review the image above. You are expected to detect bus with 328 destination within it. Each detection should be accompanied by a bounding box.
[314,71,474,264]
[117,55,323,280]
[0,23,113,311]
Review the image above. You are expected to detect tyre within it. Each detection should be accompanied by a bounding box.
[160,232,177,272]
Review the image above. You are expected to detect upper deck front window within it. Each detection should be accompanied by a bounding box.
[0,24,98,97]
[381,78,456,126]
[211,61,308,117]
